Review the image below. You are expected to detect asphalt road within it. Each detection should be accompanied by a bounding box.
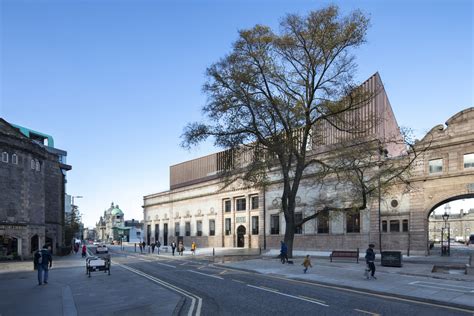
[107,248,474,316]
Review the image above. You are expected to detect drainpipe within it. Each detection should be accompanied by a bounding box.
[263,184,267,250]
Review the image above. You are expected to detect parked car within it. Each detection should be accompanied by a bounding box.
[96,244,108,254]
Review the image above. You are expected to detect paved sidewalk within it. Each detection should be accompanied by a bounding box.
[0,252,181,316]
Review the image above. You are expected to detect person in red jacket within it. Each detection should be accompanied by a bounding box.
[82,244,87,258]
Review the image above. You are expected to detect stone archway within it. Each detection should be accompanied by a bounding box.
[237,225,246,248]
[426,193,474,253]
[425,193,474,219]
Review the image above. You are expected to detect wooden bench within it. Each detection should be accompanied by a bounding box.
[330,249,359,263]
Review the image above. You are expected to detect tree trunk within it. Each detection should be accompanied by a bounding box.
[284,219,295,258]
[283,194,297,258]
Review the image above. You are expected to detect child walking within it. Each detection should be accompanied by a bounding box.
[302,255,312,273]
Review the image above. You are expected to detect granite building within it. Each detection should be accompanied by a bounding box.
[143,73,474,255]
[0,119,71,259]
[96,202,125,243]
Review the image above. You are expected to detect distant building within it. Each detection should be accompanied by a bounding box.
[83,227,97,241]
[123,219,143,243]
[96,202,125,242]
[429,208,474,242]
[0,119,71,259]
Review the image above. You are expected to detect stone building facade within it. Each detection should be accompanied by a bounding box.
[0,119,71,259]
[143,73,474,255]
[96,202,125,243]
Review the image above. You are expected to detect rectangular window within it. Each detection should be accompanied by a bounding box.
[224,200,231,212]
[270,215,279,235]
[251,195,259,209]
[236,198,246,211]
[185,222,191,236]
[390,220,400,232]
[317,210,329,234]
[402,219,409,232]
[382,220,387,233]
[155,224,159,242]
[209,219,215,236]
[225,218,231,235]
[295,212,303,234]
[146,225,151,244]
[175,223,180,237]
[464,153,474,169]
[429,159,443,174]
[2,152,8,163]
[197,220,202,236]
[12,154,18,165]
[251,216,259,235]
[346,211,360,233]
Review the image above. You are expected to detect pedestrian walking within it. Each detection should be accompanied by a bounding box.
[365,243,376,280]
[151,242,156,253]
[34,245,53,286]
[156,240,161,254]
[191,241,196,255]
[302,255,312,273]
[171,241,176,256]
[178,242,184,256]
[280,240,288,264]
[81,244,87,258]
[139,242,143,253]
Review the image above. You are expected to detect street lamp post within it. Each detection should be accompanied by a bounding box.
[72,195,83,207]
[442,204,450,256]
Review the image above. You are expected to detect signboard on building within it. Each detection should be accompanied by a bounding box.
[236,217,246,223]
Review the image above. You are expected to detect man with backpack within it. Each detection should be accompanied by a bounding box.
[365,243,376,280]
[34,245,53,286]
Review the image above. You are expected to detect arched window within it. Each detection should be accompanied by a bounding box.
[31,159,35,169]
[12,154,18,165]
[35,160,40,171]
[2,152,8,163]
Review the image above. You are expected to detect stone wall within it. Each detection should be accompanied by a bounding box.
[0,120,66,258]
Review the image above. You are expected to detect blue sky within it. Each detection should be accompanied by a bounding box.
[1,0,472,227]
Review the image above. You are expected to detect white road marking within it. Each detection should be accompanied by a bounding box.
[409,281,474,293]
[298,295,326,304]
[232,279,245,284]
[188,270,224,280]
[354,308,380,316]
[247,284,329,307]
[118,263,202,316]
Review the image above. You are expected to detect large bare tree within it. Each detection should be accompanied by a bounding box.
[182,6,379,256]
